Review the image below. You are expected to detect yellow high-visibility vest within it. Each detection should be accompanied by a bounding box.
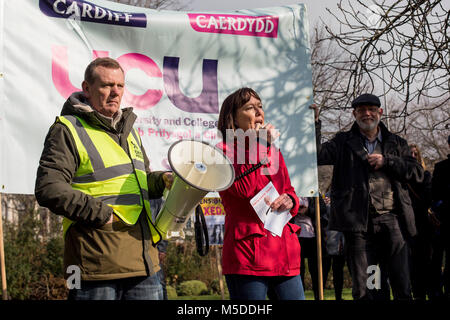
[57,115,161,244]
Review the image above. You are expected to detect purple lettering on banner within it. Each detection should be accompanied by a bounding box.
[163,57,219,114]
[39,0,147,28]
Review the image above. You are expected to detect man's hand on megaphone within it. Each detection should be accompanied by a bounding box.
[163,172,174,190]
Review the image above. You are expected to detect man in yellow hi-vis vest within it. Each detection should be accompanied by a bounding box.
[35,57,173,300]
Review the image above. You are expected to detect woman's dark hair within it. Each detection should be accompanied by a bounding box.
[217,87,261,140]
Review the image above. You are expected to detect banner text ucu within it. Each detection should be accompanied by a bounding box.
[52,46,219,113]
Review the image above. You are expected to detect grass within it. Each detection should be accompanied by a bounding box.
[306,288,353,300]
[171,288,353,300]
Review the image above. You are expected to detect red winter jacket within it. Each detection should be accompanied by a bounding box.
[218,140,301,276]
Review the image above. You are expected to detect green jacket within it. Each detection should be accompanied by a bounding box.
[35,92,166,280]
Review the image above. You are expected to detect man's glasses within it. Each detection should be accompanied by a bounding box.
[354,106,379,114]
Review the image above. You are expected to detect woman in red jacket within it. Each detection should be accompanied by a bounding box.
[217,87,305,300]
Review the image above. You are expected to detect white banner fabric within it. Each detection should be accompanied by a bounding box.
[0,0,318,197]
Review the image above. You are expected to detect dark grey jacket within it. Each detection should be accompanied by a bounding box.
[316,121,424,237]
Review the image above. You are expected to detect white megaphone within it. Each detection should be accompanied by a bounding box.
[155,139,234,240]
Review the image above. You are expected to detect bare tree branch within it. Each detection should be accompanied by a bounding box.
[321,0,448,116]
[111,0,190,10]
[312,0,449,163]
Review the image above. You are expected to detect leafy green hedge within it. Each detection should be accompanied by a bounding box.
[166,285,178,299]
[163,240,224,295]
[2,203,67,300]
[177,280,209,296]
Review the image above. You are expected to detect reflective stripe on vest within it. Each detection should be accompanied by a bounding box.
[57,115,161,244]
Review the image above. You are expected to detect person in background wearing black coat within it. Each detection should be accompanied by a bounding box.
[291,196,329,300]
[407,144,433,300]
[311,94,424,300]
[322,192,347,301]
[431,135,450,300]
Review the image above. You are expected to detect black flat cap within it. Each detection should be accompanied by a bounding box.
[351,93,381,108]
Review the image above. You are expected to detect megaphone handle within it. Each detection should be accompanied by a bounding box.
[234,161,264,182]
[195,205,209,256]
[162,187,169,200]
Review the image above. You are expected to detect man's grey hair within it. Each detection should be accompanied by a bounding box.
[84,57,124,84]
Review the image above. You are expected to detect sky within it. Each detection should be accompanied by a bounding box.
[186,0,340,30]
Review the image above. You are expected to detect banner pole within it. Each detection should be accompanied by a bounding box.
[215,245,225,300]
[315,196,324,300]
[0,193,8,300]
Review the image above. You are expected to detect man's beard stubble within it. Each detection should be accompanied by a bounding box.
[356,116,380,132]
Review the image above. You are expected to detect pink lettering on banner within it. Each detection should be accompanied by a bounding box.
[93,50,109,58]
[51,46,218,113]
[187,13,278,38]
[52,48,110,98]
[52,46,80,98]
[51,46,162,109]
[116,53,163,110]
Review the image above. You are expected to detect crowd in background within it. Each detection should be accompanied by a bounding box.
[296,137,449,301]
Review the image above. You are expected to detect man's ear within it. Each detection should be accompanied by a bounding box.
[378,108,384,116]
[352,109,357,118]
[81,80,90,99]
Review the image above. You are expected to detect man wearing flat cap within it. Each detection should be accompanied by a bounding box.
[311,94,424,300]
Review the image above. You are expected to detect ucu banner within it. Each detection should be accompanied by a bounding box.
[51,46,219,113]
[39,0,147,27]
[0,0,316,198]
